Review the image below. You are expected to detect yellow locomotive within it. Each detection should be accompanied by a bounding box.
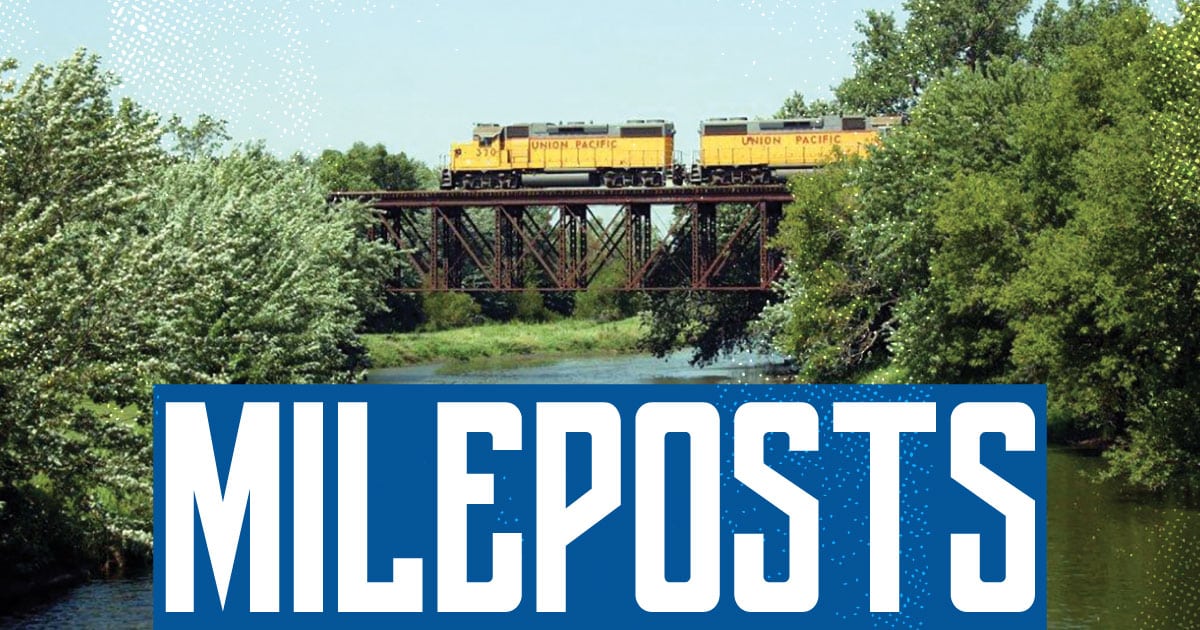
[441,120,682,189]
[691,115,897,185]
[440,115,898,189]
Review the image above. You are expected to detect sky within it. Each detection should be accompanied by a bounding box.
[0,0,1183,166]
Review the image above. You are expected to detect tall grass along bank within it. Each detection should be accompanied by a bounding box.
[362,317,644,368]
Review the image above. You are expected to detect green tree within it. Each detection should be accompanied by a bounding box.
[420,292,482,331]
[316,141,436,332]
[0,50,400,591]
[514,288,553,323]
[164,113,230,159]
[640,290,774,364]
[639,203,777,364]
[673,0,1044,369]
[1000,0,1154,439]
[1006,1,1200,487]
[763,160,895,379]
[0,50,164,582]
[1122,0,1200,485]
[574,263,638,322]
[775,91,841,118]
[316,141,437,191]
[904,0,1031,73]
[834,10,917,113]
[770,59,1044,380]
[835,0,1032,114]
[1025,0,1144,65]
[116,144,397,386]
[769,0,1200,491]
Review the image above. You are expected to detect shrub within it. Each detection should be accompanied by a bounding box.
[421,292,482,331]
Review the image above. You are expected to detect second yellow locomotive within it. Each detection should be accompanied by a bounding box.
[690,115,896,185]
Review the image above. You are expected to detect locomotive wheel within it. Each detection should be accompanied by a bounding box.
[638,171,664,187]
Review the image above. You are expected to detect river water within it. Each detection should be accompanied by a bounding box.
[5,351,1197,628]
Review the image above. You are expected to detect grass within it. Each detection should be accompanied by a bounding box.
[362,317,645,369]
[854,361,909,385]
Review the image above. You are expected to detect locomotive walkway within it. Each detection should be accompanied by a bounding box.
[329,185,794,292]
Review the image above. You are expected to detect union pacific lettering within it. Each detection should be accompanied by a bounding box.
[529,139,619,150]
[576,139,617,149]
[741,136,783,145]
[793,133,844,145]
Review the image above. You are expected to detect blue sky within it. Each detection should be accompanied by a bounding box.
[0,1,1182,166]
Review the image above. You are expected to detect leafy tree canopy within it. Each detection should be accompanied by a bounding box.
[316,141,437,191]
[0,49,397,581]
[768,0,1200,489]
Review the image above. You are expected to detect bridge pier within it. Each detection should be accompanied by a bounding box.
[760,201,783,289]
[692,203,717,288]
[496,206,524,289]
[625,204,652,288]
[558,205,588,289]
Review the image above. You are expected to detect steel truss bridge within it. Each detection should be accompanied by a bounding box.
[329,185,793,292]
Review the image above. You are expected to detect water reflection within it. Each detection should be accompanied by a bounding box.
[366,350,791,385]
[0,575,151,629]
[1047,450,1200,629]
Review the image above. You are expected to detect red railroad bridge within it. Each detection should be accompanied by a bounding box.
[328,185,793,292]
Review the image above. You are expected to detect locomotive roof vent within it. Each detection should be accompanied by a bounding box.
[842,116,867,130]
[618,120,674,137]
[546,122,611,136]
[756,118,821,132]
[702,120,750,135]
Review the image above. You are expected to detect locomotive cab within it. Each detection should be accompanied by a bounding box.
[474,123,502,148]
[442,123,518,189]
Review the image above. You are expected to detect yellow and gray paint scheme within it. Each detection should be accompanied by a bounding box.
[441,116,900,189]
[442,120,681,189]
[691,115,898,185]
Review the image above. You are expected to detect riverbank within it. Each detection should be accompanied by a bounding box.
[362,317,645,369]
[0,567,91,615]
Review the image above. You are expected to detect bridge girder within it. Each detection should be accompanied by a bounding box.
[330,186,791,292]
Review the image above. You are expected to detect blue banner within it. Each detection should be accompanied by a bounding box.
[153,384,1046,628]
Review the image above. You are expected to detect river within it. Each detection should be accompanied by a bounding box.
[5,351,1197,628]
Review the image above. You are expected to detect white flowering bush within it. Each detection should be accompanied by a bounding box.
[0,50,395,586]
